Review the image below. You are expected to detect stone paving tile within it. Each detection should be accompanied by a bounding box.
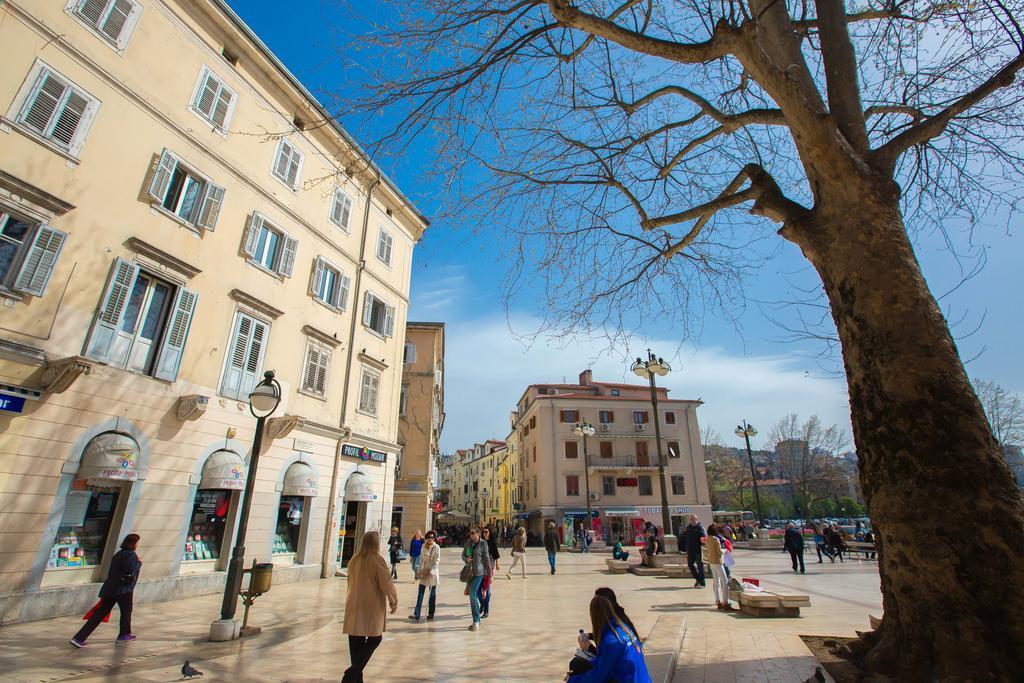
[0,549,878,682]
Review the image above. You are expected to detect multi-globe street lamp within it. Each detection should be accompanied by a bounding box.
[631,350,677,552]
[734,420,764,527]
[211,370,281,641]
[572,421,596,531]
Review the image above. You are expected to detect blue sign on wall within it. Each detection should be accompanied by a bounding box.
[0,393,26,414]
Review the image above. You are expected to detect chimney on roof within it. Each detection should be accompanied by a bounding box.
[579,369,593,386]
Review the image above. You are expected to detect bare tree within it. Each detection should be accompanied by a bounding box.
[350,1,1024,677]
[768,414,848,516]
[975,379,1024,447]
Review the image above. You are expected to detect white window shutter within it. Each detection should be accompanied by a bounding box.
[196,183,225,231]
[242,213,263,257]
[274,141,292,180]
[359,372,371,411]
[77,0,108,26]
[147,149,178,202]
[196,72,219,118]
[211,87,233,129]
[154,288,198,381]
[85,257,139,362]
[278,235,298,277]
[316,346,330,395]
[362,291,374,327]
[337,273,351,310]
[21,72,66,135]
[220,313,250,398]
[100,0,134,43]
[383,304,396,337]
[113,0,142,50]
[241,319,267,395]
[49,90,89,148]
[303,345,319,392]
[13,225,68,297]
[368,372,380,414]
[310,257,324,297]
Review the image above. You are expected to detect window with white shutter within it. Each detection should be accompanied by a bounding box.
[190,66,237,131]
[272,139,303,189]
[403,342,416,365]
[241,212,296,278]
[144,148,225,231]
[16,63,99,155]
[0,211,68,297]
[399,384,409,416]
[375,228,394,266]
[220,312,269,400]
[362,291,395,337]
[310,257,349,309]
[71,0,142,50]
[301,339,331,397]
[358,366,381,415]
[330,189,353,231]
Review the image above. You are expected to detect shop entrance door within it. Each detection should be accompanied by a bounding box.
[340,501,362,567]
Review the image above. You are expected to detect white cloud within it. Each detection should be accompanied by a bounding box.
[410,268,468,318]
[440,315,853,452]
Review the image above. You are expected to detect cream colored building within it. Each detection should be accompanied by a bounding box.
[0,0,425,623]
[393,322,444,538]
[510,370,711,543]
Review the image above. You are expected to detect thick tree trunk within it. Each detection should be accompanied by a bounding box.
[791,180,1024,681]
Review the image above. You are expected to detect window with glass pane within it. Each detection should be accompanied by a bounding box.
[182,490,229,561]
[49,484,120,569]
[633,410,649,424]
[671,475,686,495]
[566,475,579,496]
[162,165,206,222]
[639,476,653,496]
[602,476,616,495]
[599,410,614,424]
[0,213,34,283]
[272,496,303,554]
[117,273,173,375]
[599,441,613,458]
[664,411,676,424]
[667,441,681,458]
[316,265,337,304]
[253,223,281,271]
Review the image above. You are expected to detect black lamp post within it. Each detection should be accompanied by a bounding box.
[735,420,764,527]
[217,371,281,630]
[631,350,676,550]
[572,421,596,530]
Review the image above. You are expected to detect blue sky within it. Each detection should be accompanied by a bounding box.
[228,2,1023,452]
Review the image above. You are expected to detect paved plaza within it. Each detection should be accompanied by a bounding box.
[0,549,882,682]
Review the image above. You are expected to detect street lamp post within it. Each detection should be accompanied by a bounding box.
[481,488,489,524]
[734,420,764,527]
[572,422,596,531]
[631,350,678,553]
[210,371,281,641]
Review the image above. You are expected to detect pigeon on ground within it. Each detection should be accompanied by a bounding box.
[802,666,826,683]
[181,660,203,679]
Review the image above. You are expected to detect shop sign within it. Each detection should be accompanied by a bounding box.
[637,505,691,515]
[213,464,246,490]
[92,467,137,481]
[0,393,26,413]
[293,438,317,453]
[616,477,638,487]
[341,444,388,463]
[291,478,319,497]
[429,501,443,512]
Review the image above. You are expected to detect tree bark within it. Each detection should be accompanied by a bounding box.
[790,179,1024,681]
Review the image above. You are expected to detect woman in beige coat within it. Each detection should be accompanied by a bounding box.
[342,530,398,683]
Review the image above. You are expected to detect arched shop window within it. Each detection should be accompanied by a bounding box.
[273,462,319,562]
[182,450,246,568]
[47,433,139,579]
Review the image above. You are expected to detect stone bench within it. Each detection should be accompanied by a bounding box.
[663,563,687,578]
[628,565,666,577]
[729,589,811,617]
[606,558,630,573]
[643,614,686,683]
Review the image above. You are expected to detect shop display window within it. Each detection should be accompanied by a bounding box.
[182,490,230,562]
[48,483,120,570]
[273,496,303,555]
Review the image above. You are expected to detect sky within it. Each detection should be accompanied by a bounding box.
[227,2,1023,452]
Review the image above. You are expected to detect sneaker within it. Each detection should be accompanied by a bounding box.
[116,634,136,642]
[481,612,488,619]
[69,639,86,649]
[506,572,512,580]
[468,623,479,631]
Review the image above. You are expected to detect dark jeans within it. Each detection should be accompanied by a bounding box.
[73,593,133,642]
[789,549,806,573]
[343,635,382,683]
[686,552,705,585]
[390,561,398,579]
[414,584,436,618]
[547,551,556,573]
[477,579,491,615]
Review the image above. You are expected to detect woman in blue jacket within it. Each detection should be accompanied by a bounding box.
[568,596,652,683]
[70,533,143,647]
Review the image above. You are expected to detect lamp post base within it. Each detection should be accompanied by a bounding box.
[662,534,679,555]
[208,618,240,642]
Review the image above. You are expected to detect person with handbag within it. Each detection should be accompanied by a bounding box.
[343,530,398,683]
[507,526,528,579]
[478,526,500,617]
[387,527,404,580]
[705,524,735,611]
[461,526,492,631]
[69,534,142,648]
[408,530,440,622]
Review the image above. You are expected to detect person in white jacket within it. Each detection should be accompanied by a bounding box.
[409,530,441,622]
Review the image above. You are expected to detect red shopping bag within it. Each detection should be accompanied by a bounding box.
[741,577,760,587]
[83,600,110,623]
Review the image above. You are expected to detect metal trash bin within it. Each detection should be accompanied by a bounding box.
[246,562,273,595]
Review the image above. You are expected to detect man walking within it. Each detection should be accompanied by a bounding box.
[784,522,806,574]
[682,514,706,588]
[543,521,560,575]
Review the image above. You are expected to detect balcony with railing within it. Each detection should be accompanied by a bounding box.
[586,455,659,470]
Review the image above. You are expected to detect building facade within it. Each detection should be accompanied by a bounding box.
[393,322,444,539]
[0,0,425,623]
[509,370,711,543]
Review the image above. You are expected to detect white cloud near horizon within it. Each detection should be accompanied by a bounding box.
[439,315,853,453]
